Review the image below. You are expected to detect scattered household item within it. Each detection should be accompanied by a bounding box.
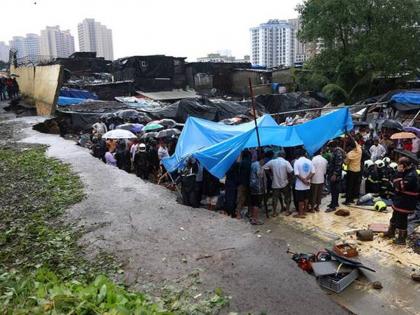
[325,249,376,272]
[390,132,416,140]
[368,223,389,233]
[372,281,383,290]
[356,229,374,241]
[333,243,358,258]
[318,268,359,293]
[411,274,420,282]
[102,129,136,139]
[335,209,350,217]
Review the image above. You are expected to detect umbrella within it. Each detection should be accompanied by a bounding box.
[116,123,134,131]
[102,129,136,139]
[115,109,141,120]
[394,149,419,163]
[381,119,403,130]
[390,132,416,140]
[131,123,144,133]
[116,123,144,133]
[403,126,420,137]
[156,128,181,139]
[143,123,164,132]
[158,119,177,128]
[100,113,116,120]
[140,132,158,140]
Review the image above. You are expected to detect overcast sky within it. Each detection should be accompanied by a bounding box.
[1,0,302,61]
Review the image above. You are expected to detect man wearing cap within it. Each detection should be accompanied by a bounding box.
[326,139,345,212]
[383,157,419,245]
[134,143,149,179]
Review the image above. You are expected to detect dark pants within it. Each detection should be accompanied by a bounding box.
[390,210,409,230]
[345,171,360,203]
[224,181,237,217]
[136,166,148,180]
[330,179,341,209]
[310,183,324,208]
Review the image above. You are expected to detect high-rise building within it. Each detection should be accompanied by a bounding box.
[288,18,308,64]
[9,36,26,58]
[0,41,10,62]
[78,18,114,60]
[250,19,309,68]
[24,33,40,62]
[40,26,75,58]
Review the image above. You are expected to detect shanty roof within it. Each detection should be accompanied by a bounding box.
[136,89,199,101]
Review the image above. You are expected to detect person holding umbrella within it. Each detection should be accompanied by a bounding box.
[383,157,419,245]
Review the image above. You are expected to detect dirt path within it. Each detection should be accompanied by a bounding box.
[0,104,348,314]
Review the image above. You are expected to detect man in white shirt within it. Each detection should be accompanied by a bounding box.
[264,151,293,216]
[369,138,386,161]
[293,149,315,218]
[310,150,328,212]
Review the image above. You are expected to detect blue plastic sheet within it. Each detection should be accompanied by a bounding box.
[57,96,87,106]
[60,88,98,100]
[192,108,353,179]
[391,91,420,106]
[162,115,278,172]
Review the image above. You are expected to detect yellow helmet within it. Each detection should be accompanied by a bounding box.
[374,200,387,212]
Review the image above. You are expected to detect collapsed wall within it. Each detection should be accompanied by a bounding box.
[10,64,63,116]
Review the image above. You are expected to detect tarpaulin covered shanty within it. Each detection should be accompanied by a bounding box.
[162,114,279,172]
[164,108,353,178]
[143,98,257,123]
[391,91,420,111]
[255,92,324,115]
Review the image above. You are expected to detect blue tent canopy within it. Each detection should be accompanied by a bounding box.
[162,115,278,172]
[162,108,353,178]
[193,108,353,178]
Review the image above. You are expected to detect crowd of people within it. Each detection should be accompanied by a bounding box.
[84,117,419,245]
[0,76,19,101]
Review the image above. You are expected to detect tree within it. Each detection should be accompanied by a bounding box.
[297,0,420,101]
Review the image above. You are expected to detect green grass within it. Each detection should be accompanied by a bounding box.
[0,147,228,314]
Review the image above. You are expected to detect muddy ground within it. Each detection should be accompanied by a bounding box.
[0,101,349,314]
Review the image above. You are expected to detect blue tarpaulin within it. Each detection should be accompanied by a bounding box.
[391,91,420,111]
[391,91,420,105]
[60,88,98,100]
[57,96,87,106]
[162,115,278,172]
[163,108,353,178]
[192,108,353,178]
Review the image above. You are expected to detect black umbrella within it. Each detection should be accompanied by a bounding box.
[115,109,141,120]
[393,149,419,163]
[156,128,181,139]
[158,119,177,128]
[140,132,158,140]
[381,119,403,131]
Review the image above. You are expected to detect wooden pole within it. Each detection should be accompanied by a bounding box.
[248,78,269,219]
